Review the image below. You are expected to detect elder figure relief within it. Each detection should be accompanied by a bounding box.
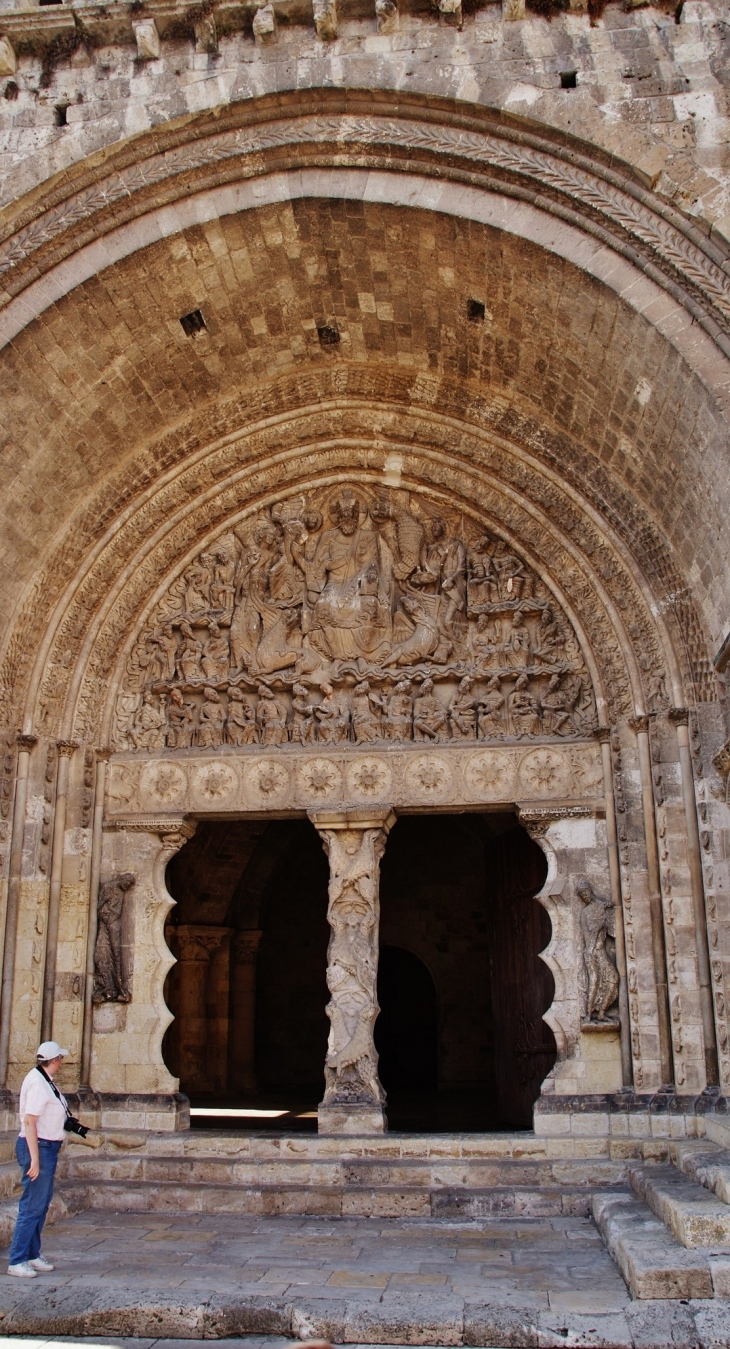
[113,486,597,751]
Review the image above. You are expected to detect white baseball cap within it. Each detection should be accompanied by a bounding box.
[36,1041,69,1061]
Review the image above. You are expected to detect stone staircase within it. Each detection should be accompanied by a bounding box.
[54,1129,629,1220]
[1,1127,729,1302]
[594,1139,730,1299]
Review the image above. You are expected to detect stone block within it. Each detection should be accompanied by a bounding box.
[629,1164,730,1248]
[464,1301,539,1347]
[132,18,160,60]
[318,1103,385,1134]
[502,0,525,17]
[344,1290,464,1345]
[592,1191,714,1299]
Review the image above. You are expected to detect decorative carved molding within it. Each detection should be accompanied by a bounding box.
[16,734,37,753]
[1,100,729,348]
[517,803,597,838]
[106,741,604,817]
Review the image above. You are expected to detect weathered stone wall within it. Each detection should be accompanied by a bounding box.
[0,0,728,1131]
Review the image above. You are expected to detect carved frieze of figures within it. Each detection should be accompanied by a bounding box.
[113,486,598,751]
[93,872,135,1004]
[577,879,619,1024]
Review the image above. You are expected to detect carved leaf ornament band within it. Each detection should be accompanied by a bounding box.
[1,108,729,348]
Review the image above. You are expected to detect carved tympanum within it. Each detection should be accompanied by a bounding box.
[577,879,619,1025]
[113,486,596,750]
[92,871,135,1004]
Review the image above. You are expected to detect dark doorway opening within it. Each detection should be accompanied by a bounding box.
[163,817,328,1131]
[375,946,438,1093]
[163,810,556,1133]
[377,812,555,1131]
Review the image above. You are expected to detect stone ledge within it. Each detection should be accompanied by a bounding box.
[0,1279,729,1346]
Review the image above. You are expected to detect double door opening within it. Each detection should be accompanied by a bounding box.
[163,812,556,1131]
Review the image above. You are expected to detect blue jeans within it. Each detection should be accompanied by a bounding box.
[8,1137,62,1265]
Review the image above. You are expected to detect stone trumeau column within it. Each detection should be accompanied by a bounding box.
[309,809,396,1135]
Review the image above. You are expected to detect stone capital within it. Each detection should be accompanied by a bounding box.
[628,714,650,735]
[56,739,80,757]
[518,803,596,839]
[668,707,691,727]
[16,733,37,753]
[594,725,612,744]
[176,924,230,962]
[232,929,263,964]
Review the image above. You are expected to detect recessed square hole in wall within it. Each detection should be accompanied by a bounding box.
[54,104,68,126]
[560,70,577,89]
[317,323,340,346]
[180,309,207,337]
[467,298,486,323]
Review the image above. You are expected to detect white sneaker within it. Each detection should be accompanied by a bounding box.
[7,1262,37,1278]
[29,1256,54,1272]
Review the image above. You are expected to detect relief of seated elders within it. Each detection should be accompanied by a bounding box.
[533,607,564,665]
[540,673,576,736]
[197,687,226,748]
[449,675,476,740]
[413,678,448,742]
[166,686,196,748]
[508,673,541,737]
[316,683,350,743]
[131,691,166,750]
[226,687,258,745]
[467,535,500,607]
[351,680,385,743]
[384,679,413,741]
[290,683,317,744]
[477,676,506,738]
[502,611,532,670]
[256,685,288,745]
[492,542,534,602]
[176,620,206,681]
[471,615,502,672]
[201,619,231,682]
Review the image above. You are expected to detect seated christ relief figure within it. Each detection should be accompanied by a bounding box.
[307,491,393,662]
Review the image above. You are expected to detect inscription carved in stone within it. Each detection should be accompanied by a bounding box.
[112,486,596,751]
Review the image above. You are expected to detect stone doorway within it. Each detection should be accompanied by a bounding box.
[162,811,556,1132]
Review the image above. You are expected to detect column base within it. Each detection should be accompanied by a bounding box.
[318,1102,387,1134]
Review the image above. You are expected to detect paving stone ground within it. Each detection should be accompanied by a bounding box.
[3,1209,630,1313]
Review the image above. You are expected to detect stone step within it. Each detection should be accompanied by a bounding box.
[630,1163,730,1249]
[593,1191,730,1299]
[58,1149,626,1192]
[670,1138,730,1205]
[0,1181,87,1250]
[57,1175,614,1219]
[71,1128,565,1161]
[0,1159,20,1201]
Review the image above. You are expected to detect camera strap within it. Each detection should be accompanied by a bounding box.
[35,1064,70,1119]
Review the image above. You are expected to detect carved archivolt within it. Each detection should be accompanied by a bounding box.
[110,484,597,755]
[2,95,729,349]
[0,381,697,740]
